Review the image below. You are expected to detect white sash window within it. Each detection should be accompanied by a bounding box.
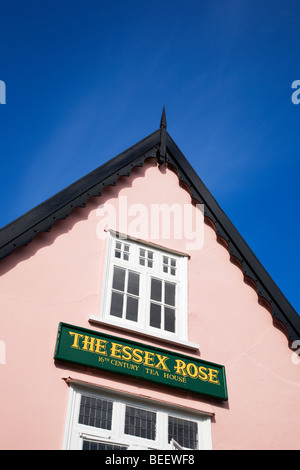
[63,385,212,450]
[91,232,190,344]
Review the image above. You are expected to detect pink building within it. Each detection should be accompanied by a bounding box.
[0,109,299,451]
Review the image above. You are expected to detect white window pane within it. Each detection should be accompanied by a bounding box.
[110,292,123,317]
[165,282,176,306]
[112,267,125,292]
[127,271,140,296]
[168,416,198,449]
[150,303,161,328]
[126,296,139,322]
[151,278,162,302]
[124,406,156,440]
[165,307,175,332]
[79,395,113,430]
[115,241,130,261]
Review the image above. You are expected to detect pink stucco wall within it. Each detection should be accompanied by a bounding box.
[0,158,299,450]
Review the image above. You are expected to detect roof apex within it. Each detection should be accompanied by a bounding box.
[0,113,299,343]
[160,106,167,129]
[158,106,167,164]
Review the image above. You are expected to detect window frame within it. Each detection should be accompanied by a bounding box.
[63,384,212,450]
[92,231,190,344]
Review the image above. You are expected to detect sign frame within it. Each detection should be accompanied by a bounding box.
[54,322,228,401]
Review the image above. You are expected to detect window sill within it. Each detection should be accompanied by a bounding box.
[88,316,200,352]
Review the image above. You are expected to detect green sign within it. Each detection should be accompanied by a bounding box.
[54,323,228,401]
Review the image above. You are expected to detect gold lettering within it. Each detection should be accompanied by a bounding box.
[155,354,170,372]
[94,338,108,356]
[82,335,95,351]
[187,362,198,378]
[122,345,132,362]
[145,367,159,376]
[110,342,123,359]
[198,366,208,381]
[164,372,187,383]
[208,368,220,384]
[132,348,143,364]
[174,359,187,376]
[69,331,84,349]
[144,351,155,367]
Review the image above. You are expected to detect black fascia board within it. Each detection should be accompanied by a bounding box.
[166,132,300,342]
[0,129,160,261]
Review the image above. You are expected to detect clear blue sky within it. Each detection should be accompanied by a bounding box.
[0,0,299,314]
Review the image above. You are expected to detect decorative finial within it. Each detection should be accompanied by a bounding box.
[160,105,167,129]
[158,106,167,165]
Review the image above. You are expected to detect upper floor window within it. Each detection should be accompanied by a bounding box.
[94,232,188,343]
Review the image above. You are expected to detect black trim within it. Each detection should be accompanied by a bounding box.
[0,129,160,261]
[0,115,299,343]
[165,132,300,343]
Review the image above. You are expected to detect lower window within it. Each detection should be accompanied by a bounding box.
[63,385,212,450]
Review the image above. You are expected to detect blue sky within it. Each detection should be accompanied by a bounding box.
[0,0,299,314]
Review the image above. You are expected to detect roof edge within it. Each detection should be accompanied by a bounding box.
[0,129,161,260]
[165,132,300,343]
[0,123,298,344]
